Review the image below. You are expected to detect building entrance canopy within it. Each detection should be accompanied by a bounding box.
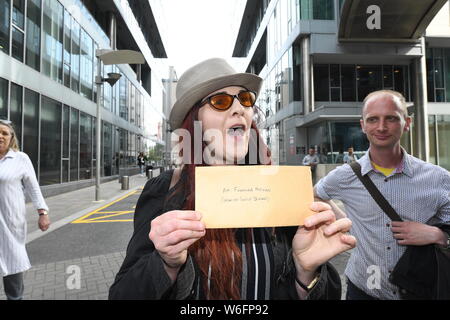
[339,0,447,42]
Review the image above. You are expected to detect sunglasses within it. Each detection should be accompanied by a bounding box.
[199,90,257,111]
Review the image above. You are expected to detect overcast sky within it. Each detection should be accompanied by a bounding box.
[150,0,247,77]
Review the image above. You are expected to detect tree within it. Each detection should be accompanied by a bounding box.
[147,144,164,163]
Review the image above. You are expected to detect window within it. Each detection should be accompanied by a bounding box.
[383,65,393,89]
[103,122,112,176]
[357,65,382,101]
[25,0,41,71]
[314,65,330,101]
[79,112,92,180]
[393,65,408,100]
[313,0,334,20]
[70,17,80,92]
[426,47,450,102]
[103,64,112,111]
[42,0,63,83]
[330,64,341,101]
[80,28,93,100]
[62,104,69,182]
[40,95,61,185]
[11,22,24,61]
[341,65,356,101]
[119,75,128,120]
[300,0,334,20]
[70,108,79,181]
[63,9,71,88]
[10,82,22,146]
[12,0,24,29]
[0,0,10,54]
[0,77,8,119]
[130,82,135,123]
[23,88,39,173]
[11,0,25,62]
[119,128,127,167]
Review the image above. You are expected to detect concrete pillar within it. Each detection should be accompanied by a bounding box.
[302,36,313,114]
[412,37,429,162]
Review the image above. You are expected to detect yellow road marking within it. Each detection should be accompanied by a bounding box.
[86,212,134,222]
[73,219,134,223]
[88,211,134,214]
[72,189,139,224]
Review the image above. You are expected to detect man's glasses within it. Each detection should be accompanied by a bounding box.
[199,90,257,111]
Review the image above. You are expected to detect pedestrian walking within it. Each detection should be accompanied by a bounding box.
[109,58,355,300]
[137,152,147,176]
[0,120,51,300]
[314,90,450,300]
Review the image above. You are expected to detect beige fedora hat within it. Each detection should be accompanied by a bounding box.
[169,58,263,130]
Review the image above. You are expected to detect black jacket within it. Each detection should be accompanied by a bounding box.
[389,224,450,300]
[109,170,342,300]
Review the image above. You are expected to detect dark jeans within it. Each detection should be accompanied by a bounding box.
[346,279,378,300]
[3,273,24,300]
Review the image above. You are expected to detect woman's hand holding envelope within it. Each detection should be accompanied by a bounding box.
[292,202,356,290]
[149,210,206,282]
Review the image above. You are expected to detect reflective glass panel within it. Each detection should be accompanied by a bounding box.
[0,0,10,54]
[11,26,24,61]
[12,0,24,29]
[314,65,329,101]
[23,88,39,172]
[40,95,61,185]
[357,65,382,101]
[10,82,22,146]
[70,108,79,181]
[79,112,92,180]
[42,0,63,83]
[0,77,8,119]
[25,0,41,71]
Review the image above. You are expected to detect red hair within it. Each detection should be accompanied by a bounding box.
[172,104,271,299]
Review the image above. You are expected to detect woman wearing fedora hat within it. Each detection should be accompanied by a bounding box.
[109,58,355,300]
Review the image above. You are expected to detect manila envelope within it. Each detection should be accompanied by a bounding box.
[195,165,315,228]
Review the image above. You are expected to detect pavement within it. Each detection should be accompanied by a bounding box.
[0,173,351,300]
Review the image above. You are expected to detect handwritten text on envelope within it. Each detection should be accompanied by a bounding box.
[195,166,315,228]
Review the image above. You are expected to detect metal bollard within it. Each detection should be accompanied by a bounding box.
[121,176,129,190]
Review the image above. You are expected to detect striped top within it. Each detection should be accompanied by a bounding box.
[195,228,275,300]
[315,149,450,300]
[0,150,48,276]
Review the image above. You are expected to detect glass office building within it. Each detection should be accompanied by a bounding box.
[0,0,168,193]
[233,0,450,170]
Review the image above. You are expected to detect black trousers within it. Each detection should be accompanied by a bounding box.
[3,273,24,300]
[346,279,378,300]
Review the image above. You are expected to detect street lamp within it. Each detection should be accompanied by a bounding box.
[95,49,145,201]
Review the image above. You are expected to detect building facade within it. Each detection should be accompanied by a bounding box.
[0,0,169,195]
[233,0,450,171]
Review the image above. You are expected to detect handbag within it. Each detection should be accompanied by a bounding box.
[349,162,450,299]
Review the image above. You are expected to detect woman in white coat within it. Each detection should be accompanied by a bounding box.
[0,120,50,300]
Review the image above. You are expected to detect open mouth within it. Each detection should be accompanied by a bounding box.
[227,125,246,137]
